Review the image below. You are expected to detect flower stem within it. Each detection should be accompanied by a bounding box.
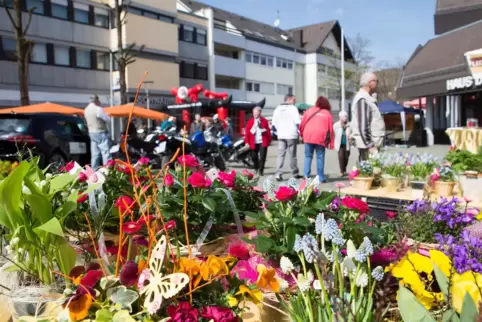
[126,236,133,261]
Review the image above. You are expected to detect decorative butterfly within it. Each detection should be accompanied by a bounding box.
[83,165,106,185]
[141,235,190,314]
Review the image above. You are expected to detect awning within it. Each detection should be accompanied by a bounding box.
[0,102,84,115]
[105,104,169,120]
[378,100,420,115]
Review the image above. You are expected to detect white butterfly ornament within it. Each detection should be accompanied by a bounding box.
[141,235,190,314]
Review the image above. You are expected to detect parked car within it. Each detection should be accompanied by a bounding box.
[0,113,90,168]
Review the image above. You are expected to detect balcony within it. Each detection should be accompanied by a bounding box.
[213,28,246,49]
[216,88,246,101]
[215,55,245,79]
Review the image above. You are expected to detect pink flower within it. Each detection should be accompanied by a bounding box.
[167,302,198,322]
[200,306,238,322]
[106,159,116,169]
[77,192,88,203]
[386,211,398,219]
[138,157,150,166]
[228,242,250,260]
[137,215,156,225]
[138,268,150,292]
[122,222,142,234]
[164,220,177,231]
[335,182,345,189]
[164,174,174,187]
[242,169,254,179]
[342,196,370,214]
[370,248,398,265]
[63,161,75,172]
[177,155,199,168]
[464,196,473,204]
[120,261,139,287]
[187,172,210,188]
[218,170,237,188]
[274,186,297,201]
[114,196,136,214]
[205,178,212,188]
[349,169,360,180]
[78,172,87,182]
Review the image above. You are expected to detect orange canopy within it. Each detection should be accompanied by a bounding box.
[0,102,84,115]
[105,104,169,121]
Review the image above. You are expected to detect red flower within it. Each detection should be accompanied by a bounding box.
[200,306,239,322]
[137,215,155,225]
[164,174,174,187]
[187,172,209,188]
[106,160,116,169]
[242,169,254,180]
[123,222,142,234]
[138,157,150,166]
[120,261,139,287]
[64,161,75,172]
[77,192,88,203]
[177,155,199,168]
[218,170,236,188]
[274,186,297,202]
[341,196,370,214]
[133,235,148,247]
[386,211,398,220]
[165,220,177,230]
[167,302,199,322]
[114,196,136,213]
[370,248,398,265]
[78,172,87,182]
[228,243,250,260]
[80,270,103,288]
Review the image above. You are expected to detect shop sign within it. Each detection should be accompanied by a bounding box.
[133,95,176,109]
[446,75,482,91]
[465,48,482,79]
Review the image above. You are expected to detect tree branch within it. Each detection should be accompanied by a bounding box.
[23,7,35,35]
[2,0,17,29]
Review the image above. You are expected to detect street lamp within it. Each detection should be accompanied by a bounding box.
[143,81,154,129]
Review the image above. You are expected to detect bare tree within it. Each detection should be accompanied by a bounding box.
[375,60,403,102]
[2,0,34,105]
[105,0,144,105]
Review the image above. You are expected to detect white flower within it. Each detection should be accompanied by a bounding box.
[355,271,369,288]
[22,184,31,195]
[277,278,289,291]
[18,248,24,254]
[39,180,47,187]
[45,173,52,180]
[280,256,294,274]
[4,245,12,255]
[61,192,69,199]
[10,237,19,246]
[297,270,314,292]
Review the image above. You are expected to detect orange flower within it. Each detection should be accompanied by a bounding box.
[236,285,263,304]
[67,293,93,321]
[200,255,229,281]
[256,264,280,292]
[178,257,202,287]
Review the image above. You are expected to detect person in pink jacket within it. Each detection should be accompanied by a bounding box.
[299,96,334,183]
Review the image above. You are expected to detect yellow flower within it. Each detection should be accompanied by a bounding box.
[178,257,202,287]
[477,211,482,221]
[200,255,229,281]
[256,264,280,292]
[429,250,452,277]
[226,295,239,307]
[451,272,482,313]
[221,255,238,268]
[389,253,427,294]
[236,285,262,304]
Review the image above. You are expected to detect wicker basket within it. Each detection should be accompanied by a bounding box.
[352,176,374,190]
[433,181,456,197]
[382,178,400,193]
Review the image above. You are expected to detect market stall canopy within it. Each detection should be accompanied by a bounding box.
[378,100,420,115]
[0,102,84,115]
[296,103,312,111]
[105,104,169,120]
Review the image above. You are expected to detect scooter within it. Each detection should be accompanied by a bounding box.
[190,129,227,171]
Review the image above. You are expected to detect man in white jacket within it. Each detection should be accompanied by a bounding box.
[350,72,386,161]
[272,94,303,181]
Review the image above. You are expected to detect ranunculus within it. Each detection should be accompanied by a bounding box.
[274,186,297,201]
[106,160,116,169]
[218,170,237,188]
[122,222,142,234]
[167,302,198,322]
[228,243,250,260]
[114,196,136,213]
[64,161,75,172]
[349,169,360,180]
[138,157,150,166]
[77,192,88,203]
[341,196,370,214]
[177,155,199,168]
[386,211,398,219]
[200,306,239,322]
[164,174,174,187]
[78,172,88,182]
[120,261,139,287]
[242,169,254,180]
[187,172,209,188]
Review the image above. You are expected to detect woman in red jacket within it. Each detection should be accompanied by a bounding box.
[299,96,334,183]
[245,106,272,176]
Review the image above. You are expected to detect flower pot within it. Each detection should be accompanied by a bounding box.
[433,181,456,197]
[458,175,482,202]
[410,181,425,199]
[7,287,62,321]
[382,178,400,193]
[352,176,374,190]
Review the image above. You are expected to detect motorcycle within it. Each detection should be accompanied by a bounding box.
[109,129,163,168]
[214,133,254,169]
[191,129,227,171]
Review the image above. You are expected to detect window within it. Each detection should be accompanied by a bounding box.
[276,57,293,69]
[260,82,274,94]
[54,46,70,66]
[26,0,44,14]
[51,0,68,19]
[180,62,195,78]
[276,59,281,68]
[246,51,274,67]
[287,62,293,69]
[3,0,12,8]
[94,8,109,28]
[196,64,208,80]
[196,29,207,45]
[74,3,89,23]
[253,54,259,64]
[327,88,340,100]
[245,52,252,63]
[267,57,273,67]
[76,49,91,68]
[246,82,253,92]
[260,56,266,66]
[183,26,194,42]
[254,31,264,38]
[96,52,109,70]
[254,83,260,92]
[277,84,293,96]
[318,64,326,73]
[31,43,47,63]
[1,38,16,61]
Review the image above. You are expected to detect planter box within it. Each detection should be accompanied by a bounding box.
[352,177,374,190]
[459,175,482,202]
[433,181,456,198]
[382,178,400,193]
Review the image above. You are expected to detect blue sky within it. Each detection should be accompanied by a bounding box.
[198,0,436,65]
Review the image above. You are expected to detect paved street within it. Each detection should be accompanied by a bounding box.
[230,143,450,190]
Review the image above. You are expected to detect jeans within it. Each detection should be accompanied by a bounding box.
[251,144,268,175]
[89,132,111,169]
[276,139,299,177]
[358,148,369,162]
[304,143,326,181]
[338,144,350,174]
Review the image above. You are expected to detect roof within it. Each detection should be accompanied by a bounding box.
[436,0,482,13]
[288,21,336,52]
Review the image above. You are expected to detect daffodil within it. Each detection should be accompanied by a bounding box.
[200,255,229,281]
[429,250,452,277]
[451,272,482,313]
[236,285,262,304]
[178,257,202,287]
[256,264,280,292]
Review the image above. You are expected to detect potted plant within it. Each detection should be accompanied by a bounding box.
[380,155,406,193]
[431,166,457,197]
[349,161,375,190]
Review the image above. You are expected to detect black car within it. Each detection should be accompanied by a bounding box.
[0,113,90,167]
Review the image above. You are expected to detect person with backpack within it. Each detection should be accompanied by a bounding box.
[299,96,334,183]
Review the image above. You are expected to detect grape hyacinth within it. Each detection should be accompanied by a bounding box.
[371,266,385,281]
[294,234,303,253]
[435,231,482,274]
[355,270,369,287]
[315,213,324,235]
[301,233,320,263]
[322,218,345,247]
[354,237,374,263]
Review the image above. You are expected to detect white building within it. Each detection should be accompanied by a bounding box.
[177,0,355,117]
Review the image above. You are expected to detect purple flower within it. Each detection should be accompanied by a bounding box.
[437,231,482,274]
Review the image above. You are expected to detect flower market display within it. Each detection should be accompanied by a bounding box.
[0,147,482,321]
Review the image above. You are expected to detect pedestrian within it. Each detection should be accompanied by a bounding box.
[161,116,175,131]
[272,94,302,181]
[244,106,271,176]
[190,113,204,134]
[334,111,351,176]
[351,72,386,161]
[299,96,334,183]
[84,95,112,169]
[225,117,234,138]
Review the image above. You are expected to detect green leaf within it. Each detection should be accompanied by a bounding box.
[55,190,78,219]
[55,242,76,276]
[442,310,460,322]
[110,286,139,312]
[34,218,64,237]
[202,198,216,212]
[25,192,52,224]
[293,217,311,227]
[112,310,136,322]
[244,211,260,220]
[100,277,119,290]
[96,309,114,322]
[0,161,30,229]
[433,263,449,298]
[253,235,275,253]
[286,227,297,251]
[49,173,75,195]
[460,292,479,322]
[398,285,436,322]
